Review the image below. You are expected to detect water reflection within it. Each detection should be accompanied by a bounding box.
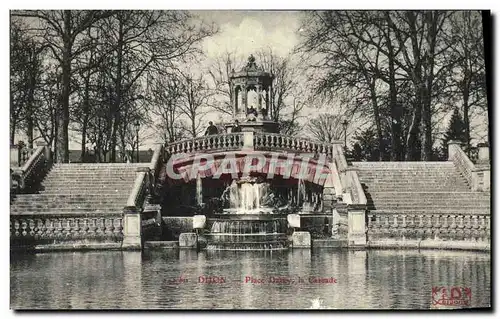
[10,249,490,309]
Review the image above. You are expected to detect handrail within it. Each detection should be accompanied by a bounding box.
[125,144,164,212]
[11,144,51,193]
[347,169,367,205]
[331,143,367,206]
[126,171,148,209]
[332,143,348,194]
[449,143,475,187]
[448,142,489,191]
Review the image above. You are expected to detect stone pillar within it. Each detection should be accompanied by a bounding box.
[10,145,20,167]
[292,231,311,248]
[477,143,489,164]
[193,215,206,229]
[265,89,269,111]
[242,131,254,151]
[122,207,142,250]
[347,209,366,247]
[256,84,262,115]
[242,85,248,111]
[447,140,462,160]
[331,208,340,239]
[36,140,50,161]
[179,233,197,248]
[269,85,273,118]
[233,86,239,116]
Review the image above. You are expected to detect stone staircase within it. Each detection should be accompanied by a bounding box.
[10,163,144,215]
[352,162,491,215]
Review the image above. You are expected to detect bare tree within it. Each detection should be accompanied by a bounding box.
[12,10,114,162]
[306,113,346,143]
[207,50,243,116]
[148,74,186,143]
[10,21,45,146]
[178,72,212,138]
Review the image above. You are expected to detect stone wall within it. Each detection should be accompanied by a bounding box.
[162,216,193,240]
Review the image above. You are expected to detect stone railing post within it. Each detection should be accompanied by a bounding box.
[242,131,254,151]
[122,167,150,250]
[448,140,490,192]
[477,142,490,164]
[10,145,20,167]
[36,140,51,163]
[447,140,461,161]
[474,143,490,191]
[122,206,142,250]
[348,209,367,247]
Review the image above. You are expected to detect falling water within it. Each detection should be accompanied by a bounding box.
[297,178,306,206]
[196,174,203,206]
[207,177,287,250]
[226,178,271,213]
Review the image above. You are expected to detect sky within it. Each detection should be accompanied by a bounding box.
[139,11,305,149]
[198,11,301,59]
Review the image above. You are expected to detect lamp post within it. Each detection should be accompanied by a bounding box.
[134,120,140,163]
[341,118,348,150]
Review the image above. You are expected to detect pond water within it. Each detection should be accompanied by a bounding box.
[10,249,491,310]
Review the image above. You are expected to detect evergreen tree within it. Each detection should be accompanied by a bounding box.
[441,108,468,158]
[347,127,391,161]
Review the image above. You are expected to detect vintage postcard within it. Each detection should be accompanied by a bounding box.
[9,9,491,310]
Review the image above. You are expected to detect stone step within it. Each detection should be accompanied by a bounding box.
[358,170,458,174]
[41,183,134,188]
[10,209,124,214]
[368,205,490,210]
[52,163,146,167]
[359,175,463,179]
[45,175,137,178]
[366,191,488,196]
[367,209,490,215]
[11,206,125,212]
[363,188,472,192]
[11,206,125,211]
[12,199,126,203]
[43,180,136,184]
[39,192,130,196]
[14,193,129,198]
[362,185,471,189]
[13,200,127,205]
[368,198,489,203]
[353,161,455,166]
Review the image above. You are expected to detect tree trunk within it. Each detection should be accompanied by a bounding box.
[10,122,16,145]
[369,81,383,161]
[56,10,72,163]
[463,75,471,155]
[110,16,124,163]
[26,73,36,148]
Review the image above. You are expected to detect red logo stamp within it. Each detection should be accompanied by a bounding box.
[432,286,471,307]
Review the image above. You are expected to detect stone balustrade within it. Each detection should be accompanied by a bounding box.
[367,211,490,241]
[11,142,51,193]
[122,144,164,249]
[166,132,337,160]
[253,132,334,158]
[167,133,244,155]
[10,212,124,249]
[448,141,490,191]
[11,145,36,167]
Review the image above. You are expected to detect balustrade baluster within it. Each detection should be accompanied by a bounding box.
[464,216,471,228]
